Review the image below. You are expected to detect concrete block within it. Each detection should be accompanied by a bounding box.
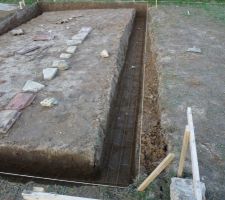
[170,177,206,200]
[66,46,77,54]
[43,68,58,80]
[60,53,72,59]
[22,80,45,92]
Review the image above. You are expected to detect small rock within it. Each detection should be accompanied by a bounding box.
[187,10,190,15]
[130,65,136,69]
[170,177,206,200]
[72,32,88,41]
[100,50,109,58]
[43,68,58,80]
[11,28,24,36]
[66,46,77,54]
[186,46,202,53]
[52,60,70,70]
[22,80,45,92]
[0,110,21,133]
[40,97,58,107]
[66,39,82,46]
[60,53,72,59]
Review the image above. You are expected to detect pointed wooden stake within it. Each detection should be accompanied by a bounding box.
[177,125,190,177]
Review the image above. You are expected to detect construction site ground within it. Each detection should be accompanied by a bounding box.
[0,3,224,200]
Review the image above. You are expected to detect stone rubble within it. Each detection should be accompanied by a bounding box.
[186,46,202,53]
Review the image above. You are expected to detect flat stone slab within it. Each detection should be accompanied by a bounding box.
[0,110,21,133]
[52,60,70,70]
[22,80,45,92]
[170,178,206,200]
[5,92,36,110]
[0,9,135,177]
[66,46,77,54]
[59,53,72,59]
[43,68,58,80]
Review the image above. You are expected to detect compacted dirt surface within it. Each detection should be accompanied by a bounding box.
[149,5,225,199]
[0,9,135,178]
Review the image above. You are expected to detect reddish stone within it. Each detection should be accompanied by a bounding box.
[33,32,54,41]
[5,92,36,110]
[0,80,6,85]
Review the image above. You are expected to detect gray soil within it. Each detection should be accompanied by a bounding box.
[149,5,225,199]
[0,9,135,177]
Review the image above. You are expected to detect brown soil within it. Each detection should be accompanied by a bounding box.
[140,15,167,172]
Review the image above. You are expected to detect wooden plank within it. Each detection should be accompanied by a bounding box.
[137,153,175,192]
[187,107,202,200]
[22,191,99,200]
[177,125,190,177]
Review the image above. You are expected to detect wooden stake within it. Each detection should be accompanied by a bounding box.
[187,107,202,200]
[137,153,175,192]
[177,125,190,177]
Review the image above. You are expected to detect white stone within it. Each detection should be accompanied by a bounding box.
[40,97,58,107]
[170,178,206,200]
[66,39,82,46]
[79,26,92,34]
[11,28,24,35]
[186,46,202,53]
[52,60,70,71]
[60,53,72,59]
[72,32,88,41]
[22,80,45,92]
[43,68,58,80]
[66,46,77,54]
[100,50,109,58]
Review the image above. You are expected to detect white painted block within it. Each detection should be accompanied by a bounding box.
[52,60,70,71]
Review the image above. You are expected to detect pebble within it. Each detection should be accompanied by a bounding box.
[100,50,109,58]
[52,60,70,70]
[40,97,58,107]
[10,28,24,35]
[43,68,58,80]
[22,80,45,92]
[60,53,72,59]
[66,46,77,54]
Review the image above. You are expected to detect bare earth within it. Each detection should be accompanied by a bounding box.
[0,9,134,175]
[149,5,225,199]
[0,4,225,200]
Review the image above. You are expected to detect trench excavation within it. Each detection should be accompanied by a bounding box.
[0,3,158,187]
[99,13,146,186]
